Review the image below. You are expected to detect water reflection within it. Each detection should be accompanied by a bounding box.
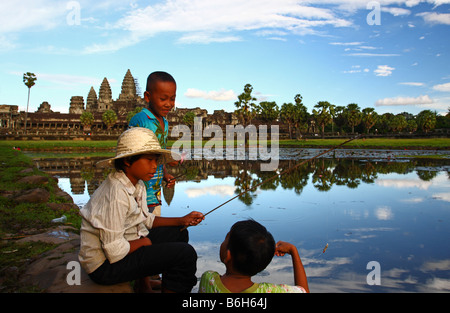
[31,153,450,204]
[30,150,450,293]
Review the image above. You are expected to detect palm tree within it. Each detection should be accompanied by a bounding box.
[234,84,257,127]
[257,101,279,122]
[235,84,257,146]
[345,103,362,134]
[292,94,309,139]
[183,111,196,132]
[102,110,117,133]
[312,101,333,138]
[416,110,436,133]
[279,102,296,139]
[80,111,94,132]
[23,72,37,133]
[362,107,378,134]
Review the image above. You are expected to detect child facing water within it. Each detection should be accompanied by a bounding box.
[199,219,309,293]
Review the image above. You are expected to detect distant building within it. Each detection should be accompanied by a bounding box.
[0,69,289,140]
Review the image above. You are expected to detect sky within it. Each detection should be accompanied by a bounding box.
[1,0,449,116]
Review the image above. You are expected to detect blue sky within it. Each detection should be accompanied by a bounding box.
[1,0,449,116]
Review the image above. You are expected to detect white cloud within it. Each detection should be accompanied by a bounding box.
[374,65,395,76]
[375,95,434,106]
[400,197,424,203]
[433,82,450,92]
[330,42,363,46]
[10,70,116,88]
[0,34,17,51]
[425,96,450,113]
[375,178,433,189]
[108,0,352,46]
[185,88,237,101]
[382,7,411,16]
[82,34,142,54]
[185,185,235,198]
[399,82,425,87]
[177,33,242,44]
[0,0,66,33]
[418,12,450,25]
[347,53,401,57]
[432,192,450,202]
[343,65,370,74]
[375,206,394,220]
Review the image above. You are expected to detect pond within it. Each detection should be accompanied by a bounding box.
[30,148,450,293]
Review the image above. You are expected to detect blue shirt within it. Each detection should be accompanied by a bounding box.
[129,108,169,207]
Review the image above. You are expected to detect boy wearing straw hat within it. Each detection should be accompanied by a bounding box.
[79,127,204,293]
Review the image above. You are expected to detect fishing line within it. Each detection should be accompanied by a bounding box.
[181,134,363,231]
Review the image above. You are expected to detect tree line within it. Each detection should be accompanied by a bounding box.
[234,84,450,139]
[22,72,449,138]
[78,83,449,138]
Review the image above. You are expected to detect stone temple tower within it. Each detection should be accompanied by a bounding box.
[69,96,85,114]
[98,77,112,112]
[86,87,98,112]
[118,69,137,101]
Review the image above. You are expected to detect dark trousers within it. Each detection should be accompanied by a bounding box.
[89,226,197,293]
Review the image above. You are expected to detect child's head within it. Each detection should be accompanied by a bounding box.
[221,220,275,276]
[96,127,179,169]
[144,71,176,118]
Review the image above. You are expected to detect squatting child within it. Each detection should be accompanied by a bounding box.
[78,127,204,293]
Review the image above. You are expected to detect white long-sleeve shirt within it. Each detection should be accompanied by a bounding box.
[78,171,155,274]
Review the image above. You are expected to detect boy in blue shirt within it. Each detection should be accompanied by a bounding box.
[129,71,177,216]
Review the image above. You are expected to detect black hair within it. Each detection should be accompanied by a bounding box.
[227,220,275,276]
[114,155,142,172]
[146,71,176,92]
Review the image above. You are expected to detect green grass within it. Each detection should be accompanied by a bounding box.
[0,145,82,292]
[0,145,82,235]
[0,144,82,292]
[0,140,116,150]
[1,137,448,151]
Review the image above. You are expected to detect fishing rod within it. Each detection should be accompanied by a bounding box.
[181,134,363,231]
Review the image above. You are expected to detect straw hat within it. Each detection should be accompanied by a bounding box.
[96,127,179,168]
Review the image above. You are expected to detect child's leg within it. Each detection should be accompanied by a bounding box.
[147,225,189,244]
[89,241,197,293]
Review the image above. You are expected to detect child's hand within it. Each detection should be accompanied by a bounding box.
[164,173,176,188]
[182,211,204,227]
[274,241,296,257]
[167,161,179,167]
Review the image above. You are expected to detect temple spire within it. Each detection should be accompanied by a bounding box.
[118,69,137,101]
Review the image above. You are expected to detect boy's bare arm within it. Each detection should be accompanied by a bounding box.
[128,237,151,255]
[275,241,310,293]
[152,211,204,228]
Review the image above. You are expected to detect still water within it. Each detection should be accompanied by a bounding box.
[32,149,450,292]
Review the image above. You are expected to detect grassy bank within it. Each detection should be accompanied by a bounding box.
[2,137,449,151]
[0,146,81,234]
[0,140,117,150]
[0,145,81,292]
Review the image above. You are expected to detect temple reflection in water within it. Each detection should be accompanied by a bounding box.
[32,153,449,207]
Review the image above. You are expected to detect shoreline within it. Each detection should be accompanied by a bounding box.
[1,137,449,151]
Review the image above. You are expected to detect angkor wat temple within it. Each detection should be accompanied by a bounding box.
[0,69,292,140]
